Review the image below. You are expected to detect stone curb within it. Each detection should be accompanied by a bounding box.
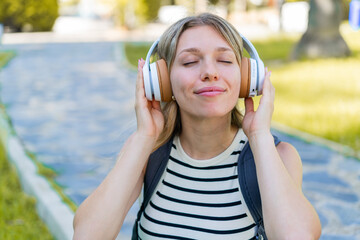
[0,108,74,240]
[271,121,360,160]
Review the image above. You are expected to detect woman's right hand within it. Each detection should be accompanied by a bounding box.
[135,59,165,141]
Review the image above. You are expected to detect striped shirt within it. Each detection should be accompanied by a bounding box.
[138,129,257,239]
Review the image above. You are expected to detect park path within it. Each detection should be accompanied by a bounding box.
[0,18,359,239]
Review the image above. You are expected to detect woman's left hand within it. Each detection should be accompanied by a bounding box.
[242,68,274,139]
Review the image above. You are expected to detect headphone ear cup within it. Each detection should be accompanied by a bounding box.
[156,59,172,102]
[150,62,161,101]
[143,63,153,100]
[239,57,251,98]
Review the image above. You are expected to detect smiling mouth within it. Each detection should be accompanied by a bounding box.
[194,86,226,96]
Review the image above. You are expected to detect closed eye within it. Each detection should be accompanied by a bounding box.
[219,60,233,64]
[183,61,197,66]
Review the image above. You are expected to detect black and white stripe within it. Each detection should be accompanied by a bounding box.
[138,129,255,239]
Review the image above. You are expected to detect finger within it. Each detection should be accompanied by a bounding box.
[262,67,271,95]
[244,97,254,115]
[258,68,275,114]
[136,58,146,100]
[265,69,275,103]
[137,59,145,87]
[152,99,162,112]
[260,68,274,102]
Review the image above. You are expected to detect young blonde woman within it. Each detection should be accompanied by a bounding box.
[73,13,321,239]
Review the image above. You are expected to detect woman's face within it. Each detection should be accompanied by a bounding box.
[170,25,241,121]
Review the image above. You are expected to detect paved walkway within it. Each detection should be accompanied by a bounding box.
[0,18,359,240]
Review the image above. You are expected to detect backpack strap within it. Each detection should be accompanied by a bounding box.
[131,138,174,239]
[143,139,174,207]
[237,135,280,240]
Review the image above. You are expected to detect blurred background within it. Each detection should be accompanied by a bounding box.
[2,0,359,147]
[0,0,360,239]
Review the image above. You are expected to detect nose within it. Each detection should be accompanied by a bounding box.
[201,60,219,81]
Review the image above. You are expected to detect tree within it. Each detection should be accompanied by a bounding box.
[0,0,58,32]
[114,0,161,29]
[292,0,351,59]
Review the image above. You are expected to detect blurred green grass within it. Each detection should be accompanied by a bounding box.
[0,143,54,240]
[0,51,16,69]
[0,51,54,238]
[268,24,360,152]
[124,42,152,69]
[123,23,360,152]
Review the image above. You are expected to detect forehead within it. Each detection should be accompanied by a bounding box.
[176,25,232,54]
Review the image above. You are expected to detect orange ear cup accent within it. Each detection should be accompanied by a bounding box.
[156,59,172,102]
[239,57,251,98]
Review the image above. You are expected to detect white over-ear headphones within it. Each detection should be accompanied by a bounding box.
[143,34,265,102]
[240,34,265,97]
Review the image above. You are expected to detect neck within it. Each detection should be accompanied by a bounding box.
[179,114,238,160]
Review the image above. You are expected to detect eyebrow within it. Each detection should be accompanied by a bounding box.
[178,48,200,55]
[216,47,233,53]
[178,47,233,55]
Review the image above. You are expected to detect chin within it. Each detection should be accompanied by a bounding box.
[193,107,233,119]
[179,97,237,120]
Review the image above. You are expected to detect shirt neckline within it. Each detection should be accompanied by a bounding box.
[173,129,247,167]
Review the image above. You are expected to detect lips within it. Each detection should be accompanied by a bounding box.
[194,86,226,96]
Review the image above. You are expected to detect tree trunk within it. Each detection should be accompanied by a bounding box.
[292,0,351,59]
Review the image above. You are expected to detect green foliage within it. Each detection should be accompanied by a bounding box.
[209,0,221,5]
[135,0,161,22]
[0,143,54,239]
[0,0,59,32]
[0,51,16,69]
[245,37,295,62]
[115,0,129,27]
[115,0,161,27]
[123,42,152,68]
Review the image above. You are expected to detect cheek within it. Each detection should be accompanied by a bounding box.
[233,80,241,98]
[170,70,190,97]
[229,70,241,99]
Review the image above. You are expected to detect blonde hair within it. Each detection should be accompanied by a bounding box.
[153,13,244,151]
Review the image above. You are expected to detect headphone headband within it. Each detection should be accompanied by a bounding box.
[145,39,160,66]
[240,34,260,60]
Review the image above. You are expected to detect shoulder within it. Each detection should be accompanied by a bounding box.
[276,141,303,188]
[276,141,298,158]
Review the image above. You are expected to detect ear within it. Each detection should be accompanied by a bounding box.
[239,57,250,98]
[156,59,172,102]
